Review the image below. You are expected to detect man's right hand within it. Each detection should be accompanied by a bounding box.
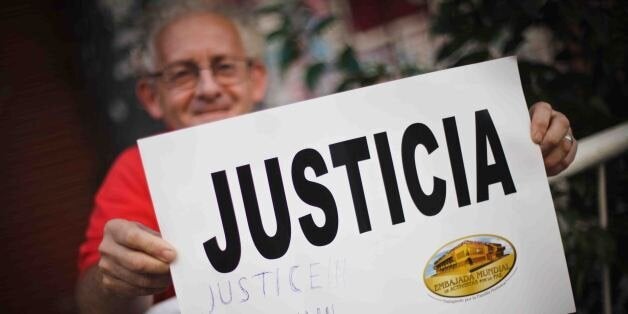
[97,219,176,296]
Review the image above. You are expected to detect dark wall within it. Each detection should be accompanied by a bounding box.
[0,1,108,313]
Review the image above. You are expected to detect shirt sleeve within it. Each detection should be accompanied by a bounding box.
[77,146,159,275]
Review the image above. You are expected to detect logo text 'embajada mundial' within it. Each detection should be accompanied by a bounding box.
[423,234,516,298]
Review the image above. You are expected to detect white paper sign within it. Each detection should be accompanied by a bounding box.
[139,57,575,314]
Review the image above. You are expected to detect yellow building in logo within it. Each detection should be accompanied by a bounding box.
[433,240,505,275]
[424,235,516,298]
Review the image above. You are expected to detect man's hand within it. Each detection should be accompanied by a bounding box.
[529,102,578,176]
[98,219,176,296]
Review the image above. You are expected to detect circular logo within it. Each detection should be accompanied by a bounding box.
[423,234,516,298]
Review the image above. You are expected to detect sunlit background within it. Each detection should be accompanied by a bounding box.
[1,0,627,313]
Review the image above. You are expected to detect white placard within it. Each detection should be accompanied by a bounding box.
[139,57,575,314]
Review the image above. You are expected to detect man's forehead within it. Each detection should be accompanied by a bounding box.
[154,12,246,65]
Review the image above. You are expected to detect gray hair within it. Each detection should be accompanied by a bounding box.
[131,0,264,77]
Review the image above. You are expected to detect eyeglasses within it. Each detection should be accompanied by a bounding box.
[147,56,252,89]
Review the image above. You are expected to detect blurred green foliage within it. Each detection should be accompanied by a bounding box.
[256,0,407,92]
[431,0,628,138]
[256,1,334,76]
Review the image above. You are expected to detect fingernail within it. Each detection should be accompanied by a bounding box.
[161,249,176,261]
[533,131,542,144]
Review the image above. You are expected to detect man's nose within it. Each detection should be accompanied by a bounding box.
[195,68,222,98]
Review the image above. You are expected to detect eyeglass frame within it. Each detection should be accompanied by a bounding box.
[144,55,254,89]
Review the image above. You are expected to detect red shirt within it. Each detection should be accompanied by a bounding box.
[78,145,174,300]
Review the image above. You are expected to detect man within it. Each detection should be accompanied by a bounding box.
[76,2,577,313]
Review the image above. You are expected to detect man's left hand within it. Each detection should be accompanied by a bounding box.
[529,101,578,176]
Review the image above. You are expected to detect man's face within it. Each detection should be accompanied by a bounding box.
[138,13,267,130]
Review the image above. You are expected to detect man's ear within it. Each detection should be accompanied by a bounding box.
[136,78,163,119]
[249,61,268,104]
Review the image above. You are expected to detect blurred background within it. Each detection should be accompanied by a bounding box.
[1,0,627,313]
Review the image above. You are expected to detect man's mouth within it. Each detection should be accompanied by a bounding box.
[189,104,234,124]
[192,103,230,113]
